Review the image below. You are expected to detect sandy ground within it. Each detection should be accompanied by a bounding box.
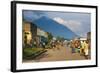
[23,45,88,63]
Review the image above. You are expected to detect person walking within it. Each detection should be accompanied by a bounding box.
[71,40,76,53]
[84,41,89,59]
[80,41,85,55]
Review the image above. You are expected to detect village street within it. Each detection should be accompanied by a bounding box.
[22,10,91,63]
[23,45,86,63]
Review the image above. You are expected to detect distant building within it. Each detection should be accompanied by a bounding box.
[87,32,91,41]
[87,32,91,50]
[79,37,87,41]
[37,28,48,38]
[73,37,79,40]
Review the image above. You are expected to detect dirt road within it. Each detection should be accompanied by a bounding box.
[23,45,86,63]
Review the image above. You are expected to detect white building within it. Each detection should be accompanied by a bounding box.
[37,28,48,38]
[79,37,87,41]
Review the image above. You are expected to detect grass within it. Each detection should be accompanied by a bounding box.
[23,47,46,59]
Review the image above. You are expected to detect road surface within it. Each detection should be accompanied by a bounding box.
[23,45,87,63]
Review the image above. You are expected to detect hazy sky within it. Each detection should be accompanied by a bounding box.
[23,10,91,37]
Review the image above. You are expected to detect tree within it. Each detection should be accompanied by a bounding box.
[56,36,65,41]
[47,32,53,43]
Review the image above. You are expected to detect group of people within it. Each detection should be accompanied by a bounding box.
[49,40,62,50]
[71,40,90,59]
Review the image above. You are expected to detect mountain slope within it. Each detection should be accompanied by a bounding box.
[33,16,78,39]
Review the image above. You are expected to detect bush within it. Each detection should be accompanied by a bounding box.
[23,48,47,59]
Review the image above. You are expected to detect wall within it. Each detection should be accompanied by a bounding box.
[0,0,99,73]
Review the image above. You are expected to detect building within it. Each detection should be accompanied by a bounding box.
[37,28,48,38]
[23,21,48,48]
[87,32,91,41]
[87,32,91,50]
[79,37,87,41]
[22,22,33,47]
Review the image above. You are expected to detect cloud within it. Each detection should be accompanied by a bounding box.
[53,17,84,36]
[53,17,65,24]
[23,10,46,21]
[53,17,81,31]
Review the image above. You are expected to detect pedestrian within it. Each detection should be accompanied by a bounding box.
[77,40,81,53]
[80,41,85,55]
[84,41,89,59]
[75,40,79,53]
[71,40,75,53]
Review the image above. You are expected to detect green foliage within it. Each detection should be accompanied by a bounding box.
[23,48,45,59]
[56,36,65,41]
[47,32,53,42]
